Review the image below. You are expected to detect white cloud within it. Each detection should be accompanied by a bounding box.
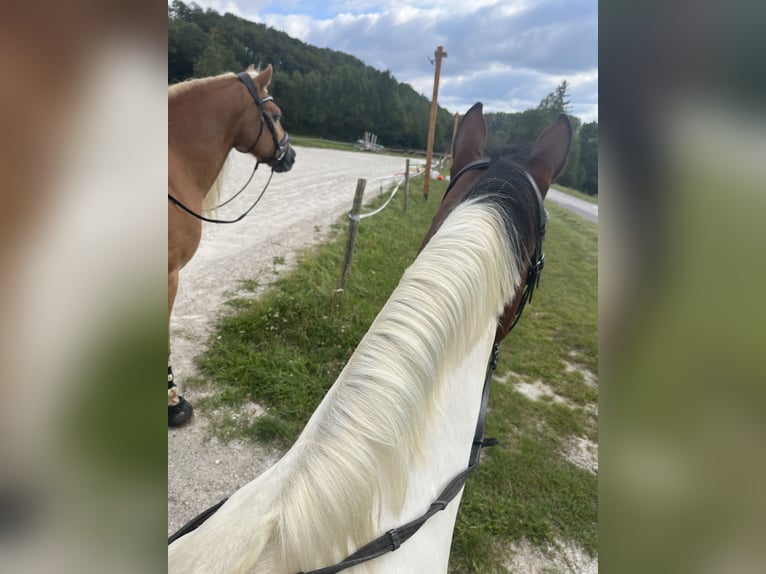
[261,13,317,40]
[175,0,597,120]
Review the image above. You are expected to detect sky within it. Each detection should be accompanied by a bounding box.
[184,0,598,122]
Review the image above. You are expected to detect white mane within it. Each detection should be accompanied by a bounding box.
[201,159,226,215]
[169,198,525,573]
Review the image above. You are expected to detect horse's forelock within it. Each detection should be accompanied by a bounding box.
[463,155,540,262]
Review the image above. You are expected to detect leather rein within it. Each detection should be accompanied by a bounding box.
[168,160,548,574]
[167,72,290,224]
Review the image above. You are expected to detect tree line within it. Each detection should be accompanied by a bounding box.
[484,81,598,194]
[168,1,597,194]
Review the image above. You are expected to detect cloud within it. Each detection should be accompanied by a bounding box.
[185,0,598,120]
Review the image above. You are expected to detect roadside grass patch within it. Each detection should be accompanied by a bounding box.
[292,134,425,161]
[552,183,598,204]
[193,174,598,572]
[290,135,359,152]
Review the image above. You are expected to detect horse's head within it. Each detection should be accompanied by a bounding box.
[421,103,572,344]
[235,64,296,173]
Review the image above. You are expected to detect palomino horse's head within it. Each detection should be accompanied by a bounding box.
[422,103,572,344]
[235,64,296,173]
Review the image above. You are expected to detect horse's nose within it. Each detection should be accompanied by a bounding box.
[273,144,296,173]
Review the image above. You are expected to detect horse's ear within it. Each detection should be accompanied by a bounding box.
[246,64,256,72]
[526,114,572,198]
[255,64,273,89]
[451,102,487,178]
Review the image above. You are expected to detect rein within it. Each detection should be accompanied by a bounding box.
[167,71,289,224]
[167,168,273,225]
[297,344,501,574]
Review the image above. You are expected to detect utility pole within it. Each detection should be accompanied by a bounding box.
[423,45,446,200]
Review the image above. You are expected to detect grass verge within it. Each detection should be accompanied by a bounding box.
[551,183,598,204]
[291,134,428,162]
[290,135,359,152]
[193,174,598,572]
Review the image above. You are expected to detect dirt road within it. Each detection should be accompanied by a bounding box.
[168,147,415,534]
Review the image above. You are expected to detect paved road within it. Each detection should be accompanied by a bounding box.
[548,187,598,223]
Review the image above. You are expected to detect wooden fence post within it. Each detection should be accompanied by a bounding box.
[403,159,410,214]
[337,178,366,291]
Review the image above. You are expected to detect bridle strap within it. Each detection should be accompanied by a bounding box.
[469,343,501,467]
[298,465,476,574]
[441,158,490,202]
[236,72,268,156]
[505,171,548,332]
[167,497,228,545]
[236,72,289,163]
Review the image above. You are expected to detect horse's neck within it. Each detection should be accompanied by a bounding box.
[168,330,495,574]
[373,328,495,573]
[169,201,519,573]
[168,77,244,194]
[280,325,495,574]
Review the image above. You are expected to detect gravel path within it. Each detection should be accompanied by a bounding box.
[168,146,415,534]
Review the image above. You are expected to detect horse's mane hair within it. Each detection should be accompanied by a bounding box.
[168,67,266,97]
[168,71,235,96]
[201,161,226,215]
[169,160,539,573]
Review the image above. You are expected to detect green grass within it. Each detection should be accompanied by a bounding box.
[291,134,426,161]
[290,135,359,152]
[193,174,598,571]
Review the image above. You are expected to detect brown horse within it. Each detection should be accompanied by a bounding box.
[168,105,571,573]
[168,65,296,426]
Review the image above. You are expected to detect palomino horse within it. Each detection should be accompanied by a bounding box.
[168,104,571,572]
[168,65,296,426]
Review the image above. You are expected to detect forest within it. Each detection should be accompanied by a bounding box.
[168,1,597,194]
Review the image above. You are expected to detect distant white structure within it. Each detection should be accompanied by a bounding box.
[356,131,383,152]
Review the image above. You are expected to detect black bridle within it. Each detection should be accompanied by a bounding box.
[235,72,291,165]
[168,159,549,573]
[167,71,291,224]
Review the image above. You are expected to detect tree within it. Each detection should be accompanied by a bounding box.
[193,42,241,77]
[168,20,209,83]
[538,80,572,116]
[537,80,583,189]
[579,122,598,195]
[192,27,241,77]
[165,0,483,148]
